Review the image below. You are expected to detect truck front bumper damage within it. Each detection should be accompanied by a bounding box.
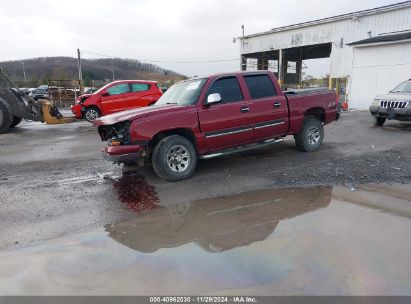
[102,145,146,164]
[369,106,411,121]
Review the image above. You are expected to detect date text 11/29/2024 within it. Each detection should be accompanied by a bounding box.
[150,296,257,303]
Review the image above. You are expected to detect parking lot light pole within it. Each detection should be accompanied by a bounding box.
[19,61,27,87]
[107,68,115,82]
[77,48,83,93]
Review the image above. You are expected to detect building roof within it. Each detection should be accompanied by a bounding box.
[347,31,411,46]
[242,1,411,39]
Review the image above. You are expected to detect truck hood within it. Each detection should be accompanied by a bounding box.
[94,104,182,126]
[375,93,411,101]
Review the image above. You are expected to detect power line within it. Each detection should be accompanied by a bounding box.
[82,50,240,64]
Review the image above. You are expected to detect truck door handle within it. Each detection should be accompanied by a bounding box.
[273,102,281,108]
[241,107,250,113]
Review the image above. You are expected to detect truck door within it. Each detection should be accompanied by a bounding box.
[243,73,289,139]
[197,76,253,151]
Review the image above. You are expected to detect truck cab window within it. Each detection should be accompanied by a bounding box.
[207,76,243,103]
[244,74,277,99]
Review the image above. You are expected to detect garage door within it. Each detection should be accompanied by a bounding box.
[349,41,411,109]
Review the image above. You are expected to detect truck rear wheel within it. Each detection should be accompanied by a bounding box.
[10,116,23,128]
[152,135,198,181]
[0,97,13,134]
[373,116,386,126]
[295,118,324,152]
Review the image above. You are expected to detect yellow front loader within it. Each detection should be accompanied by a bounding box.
[38,99,75,125]
[0,69,75,134]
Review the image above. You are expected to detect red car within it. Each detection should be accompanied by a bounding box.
[95,71,339,181]
[71,80,162,122]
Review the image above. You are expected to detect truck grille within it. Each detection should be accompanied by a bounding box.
[380,100,409,109]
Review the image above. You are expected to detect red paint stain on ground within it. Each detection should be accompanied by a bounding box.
[113,172,159,214]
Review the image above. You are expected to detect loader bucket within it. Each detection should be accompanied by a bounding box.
[38,99,75,125]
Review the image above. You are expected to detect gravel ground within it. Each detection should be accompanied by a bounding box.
[0,110,410,251]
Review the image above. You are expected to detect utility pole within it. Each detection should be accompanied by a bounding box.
[19,61,27,87]
[77,48,83,92]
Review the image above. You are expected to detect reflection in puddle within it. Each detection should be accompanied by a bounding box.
[1,184,411,296]
[106,186,332,253]
[112,171,159,214]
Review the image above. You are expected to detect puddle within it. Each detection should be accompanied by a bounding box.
[106,186,332,253]
[0,184,410,295]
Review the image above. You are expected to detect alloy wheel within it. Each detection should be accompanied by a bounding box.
[308,126,321,146]
[166,144,190,172]
[86,109,99,121]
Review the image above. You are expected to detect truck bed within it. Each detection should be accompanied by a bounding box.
[285,87,337,134]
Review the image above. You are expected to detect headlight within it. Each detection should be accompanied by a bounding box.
[371,99,380,107]
[98,121,131,144]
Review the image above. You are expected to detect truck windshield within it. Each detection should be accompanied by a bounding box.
[391,82,411,93]
[156,78,207,106]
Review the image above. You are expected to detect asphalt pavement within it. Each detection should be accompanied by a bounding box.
[0,111,411,295]
[0,111,410,251]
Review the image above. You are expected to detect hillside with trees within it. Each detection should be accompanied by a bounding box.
[0,57,185,88]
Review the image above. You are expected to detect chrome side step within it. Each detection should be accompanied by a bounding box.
[200,138,284,160]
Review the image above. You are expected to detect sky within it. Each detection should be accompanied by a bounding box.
[0,0,401,77]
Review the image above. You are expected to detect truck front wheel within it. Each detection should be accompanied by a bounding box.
[152,135,198,181]
[295,118,324,152]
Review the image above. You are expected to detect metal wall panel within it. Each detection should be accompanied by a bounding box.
[350,41,411,109]
[241,7,411,78]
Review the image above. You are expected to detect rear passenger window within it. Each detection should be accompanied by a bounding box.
[207,76,243,103]
[107,83,130,95]
[131,83,150,92]
[244,74,277,99]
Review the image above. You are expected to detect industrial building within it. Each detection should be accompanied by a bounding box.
[239,1,411,109]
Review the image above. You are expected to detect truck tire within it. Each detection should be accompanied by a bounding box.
[10,116,23,128]
[84,106,101,122]
[295,118,324,152]
[0,98,13,134]
[373,116,386,127]
[152,135,198,181]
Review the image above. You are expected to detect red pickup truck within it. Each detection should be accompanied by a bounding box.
[95,71,339,181]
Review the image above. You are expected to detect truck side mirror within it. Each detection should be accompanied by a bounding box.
[206,93,222,105]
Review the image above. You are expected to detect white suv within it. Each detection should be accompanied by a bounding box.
[369,79,411,126]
